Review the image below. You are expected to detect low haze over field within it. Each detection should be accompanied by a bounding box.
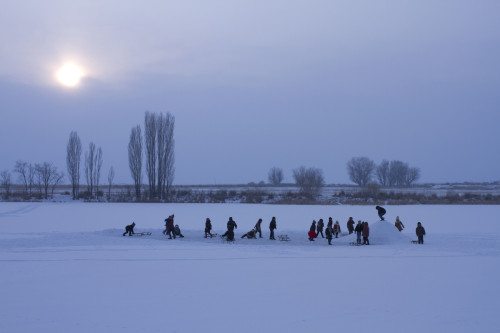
[1,0,499,184]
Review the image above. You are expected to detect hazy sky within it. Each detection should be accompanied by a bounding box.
[1,0,499,184]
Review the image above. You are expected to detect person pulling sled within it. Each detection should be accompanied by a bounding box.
[269,217,277,240]
[416,222,426,244]
[122,222,136,236]
[221,217,238,241]
[205,218,213,238]
[255,219,263,238]
[164,215,176,239]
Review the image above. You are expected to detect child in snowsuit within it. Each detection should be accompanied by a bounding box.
[395,216,405,232]
[255,219,263,238]
[333,221,341,238]
[347,217,355,234]
[205,218,213,238]
[316,219,325,238]
[376,206,386,221]
[122,222,136,236]
[174,225,184,238]
[355,221,363,244]
[241,228,257,239]
[416,222,426,244]
[269,217,277,240]
[308,221,317,241]
[362,222,370,245]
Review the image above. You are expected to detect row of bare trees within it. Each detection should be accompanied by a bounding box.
[0,161,64,199]
[66,131,113,199]
[347,157,421,187]
[128,111,175,200]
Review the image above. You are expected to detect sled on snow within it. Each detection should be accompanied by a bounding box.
[134,232,152,236]
[411,240,419,244]
[349,242,363,246]
[277,234,290,242]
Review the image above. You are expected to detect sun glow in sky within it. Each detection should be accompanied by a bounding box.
[55,62,85,88]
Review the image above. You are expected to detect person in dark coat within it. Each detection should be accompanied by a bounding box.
[205,218,213,238]
[376,206,386,221]
[395,216,405,232]
[173,224,184,238]
[269,217,277,240]
[241,228,257,239]
[255,218,263,238]
[416,222,426,244]
[221,217,237,241]
[333,221,341,238]
[362,222,370,245]
[347,217,355,234]
[325,223,333,245]
[355,221,363,244]
[308,220,317,241]
[316,219,325,238]
[164,215,176,239]
[122,222,136,236]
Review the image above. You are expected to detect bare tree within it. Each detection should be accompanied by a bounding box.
[346,157,375,187]
[405,167,421,187]
[66,131,82,199]
[35,162,63,199]
[156,112,175,200]
[388,160,409,187]
[14,160,29,194]
[376,160,390,187]
[293,166,325,198]
[268,167,284,185]
[128,125,143,199]
[84,142,103,198]
[107,166,115,200]
[50,171,65,197]
[1,170,12,199]
[144,111,157,199]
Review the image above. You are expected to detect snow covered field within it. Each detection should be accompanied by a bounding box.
[1,202,499,333]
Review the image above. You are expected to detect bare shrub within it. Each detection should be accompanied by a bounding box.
[293,166,325,198]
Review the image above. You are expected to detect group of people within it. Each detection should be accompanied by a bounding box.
[122,206,427,244]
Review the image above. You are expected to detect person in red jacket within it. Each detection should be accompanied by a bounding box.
[362,222,370,245]
[308,220,317,241]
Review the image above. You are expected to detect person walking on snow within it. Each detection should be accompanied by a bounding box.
[316,219,325,238]
[269,217,277,240]
[376,206,386,221]
[122,222,136,236]
[325,222,333,245]
[205,218,213,238]
[164,215,176,239]
[395,216,405,232]
[347,217,355,234]
[308,220,317,241]
[362,222,370,245]
[221,217,238,241]
[416,222,426,244]
[255,218,263,238]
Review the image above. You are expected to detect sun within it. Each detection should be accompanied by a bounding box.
[55,62,85,88]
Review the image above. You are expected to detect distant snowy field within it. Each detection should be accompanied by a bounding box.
[1,202,499,333]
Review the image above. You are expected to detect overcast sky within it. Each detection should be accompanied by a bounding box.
[1,0,499,184]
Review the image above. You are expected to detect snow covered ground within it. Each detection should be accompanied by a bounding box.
[1,202,499,333]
